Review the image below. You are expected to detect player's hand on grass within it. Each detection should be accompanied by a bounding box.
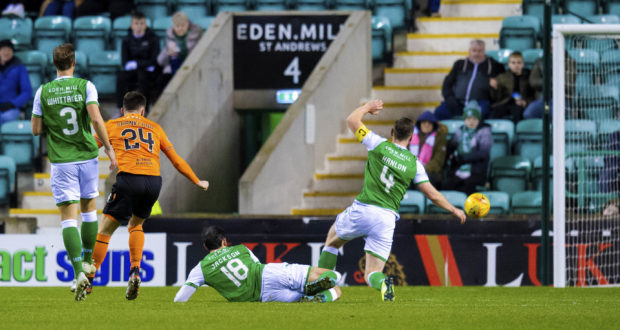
[196,180,209,191]
[365,99,383,115]
[105,147,117,171]
[453,208,466,224]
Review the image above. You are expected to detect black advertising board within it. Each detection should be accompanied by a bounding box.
[146,217,620,287]
[233,15,348,89]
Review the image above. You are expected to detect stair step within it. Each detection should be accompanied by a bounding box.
[324,155,367,173]
[21,191,105,210]
[417,16,504,34]
[385,68,451,86]
[312,174,364,192]
[440,0,522,17]
[10,208,103,228]
[301,193,356,209]
[371,86,443,103]
[33,172,109,192]
[407,33,500,52]
[394,51,467,69]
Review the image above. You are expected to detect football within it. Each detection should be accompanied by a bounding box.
[464,193,491,218]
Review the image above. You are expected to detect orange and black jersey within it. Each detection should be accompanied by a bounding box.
[95,113,199,183]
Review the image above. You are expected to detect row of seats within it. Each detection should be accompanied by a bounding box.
[0,120,41,205]
[400,189,545,215]
[523,0,620,24]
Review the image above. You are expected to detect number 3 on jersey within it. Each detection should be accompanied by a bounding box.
[121,128,155,152]
[381,165,395,193]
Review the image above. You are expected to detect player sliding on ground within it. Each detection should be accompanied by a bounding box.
[317,99,467,301]
[90,91,210,300]
[174,226,342,303]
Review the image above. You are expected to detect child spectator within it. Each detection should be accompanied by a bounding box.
[489,51,534,124]
[409,110,448,188]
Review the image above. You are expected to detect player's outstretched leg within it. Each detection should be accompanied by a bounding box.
[126,267,141,300]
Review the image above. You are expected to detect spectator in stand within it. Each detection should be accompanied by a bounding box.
[156,12,202,96]
[524,57,544,119]
[428,0,440,17]
[0,39,32,124]
[40,0,75,18]
[434,40,505,120]
[443,101,492,195]
[489,51,534,124]
[117,11,159,115]
[409,110,448,188]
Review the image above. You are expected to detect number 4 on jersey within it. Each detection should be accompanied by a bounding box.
[381,165,395,193]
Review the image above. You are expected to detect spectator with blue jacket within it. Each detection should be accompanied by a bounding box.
[0,39,31,124]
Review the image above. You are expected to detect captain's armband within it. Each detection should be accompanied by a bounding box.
[355,125,370,142]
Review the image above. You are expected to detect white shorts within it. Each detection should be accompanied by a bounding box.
[260,263,310,302]
[335,201,396,262]
[50,158,99,205]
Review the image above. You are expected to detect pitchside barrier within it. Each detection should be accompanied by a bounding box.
[4,216,617,287]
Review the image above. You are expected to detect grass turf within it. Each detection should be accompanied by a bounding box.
[2,286,620,329]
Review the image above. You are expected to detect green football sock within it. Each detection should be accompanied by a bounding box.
[368,271,386,291]
[62,221,84,278]
[318,247,338,269]
[80,220,98,264]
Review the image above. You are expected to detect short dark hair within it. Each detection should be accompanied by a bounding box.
[394,117,414,141]
[509,51,523,60]
[202,226,226,251]
[123,91,146,111]
[53,43,75,71]
[131,11,146,20]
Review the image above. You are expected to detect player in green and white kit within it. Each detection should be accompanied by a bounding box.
[317,99,466,301]
[31,44,117,301]
[174,226,342,303]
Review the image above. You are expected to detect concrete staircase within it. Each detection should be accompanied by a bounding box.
[292,0,521,215]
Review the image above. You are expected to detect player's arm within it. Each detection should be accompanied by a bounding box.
[87,104,117,170]
[162,147,209,191]
[417,181,466,223]
[346,99,383,135]
[31,87,43,136]
[174,263,206,302]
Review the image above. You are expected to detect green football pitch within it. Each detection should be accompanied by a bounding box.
[2,286,619,329]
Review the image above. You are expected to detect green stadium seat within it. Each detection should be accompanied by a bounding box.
[73,16,112,53]
[490,155,532,196]
[499,16,540,52]
[597,120,620,145]
[254,0,290,11]
[486,119,514,162]
[136,0,170,21]
[373,0,410,31]
[112,16,152,51]
[586,14,620,24]
[333,0,369,11]
[34,16,71,56]
[88,51,121,97]
[484,191,510,214]
[293,0,329,10]
[533,155,552,190]
[510,191,542,214]
[605,0,620,16]
[552,14,581,24]
[400,190,425,214]
[524,0,559,24]
[14,50,47,95]
[568,49,600,72]
[0,120,38,171]
[371,16,392,62]
[441,119,463,142]
[565,0,600,17]
[153,16,172,49]
[213,0,252,13]
[0,17,33,51]
[176,0,209,19]
[515,119,543,162]
[485,49,513,67]
[566,119,597,146]
[195,16,215,30]
[0,155,16,205]
[522,48,543,69]
[426,190,466,214]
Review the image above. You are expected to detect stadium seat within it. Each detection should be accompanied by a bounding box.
[112,16,152,51]
[441,119,463,142]
[586,14,620,24]
[371,16,392,62]
[510,191,542,214]
[552,14,581,24]
[400,190,425,214]
[522,48,543,69]
[490,155,532,196]
[483,191,510,214]
[254,0,290,11]
[515,119,543,162]
[523,0,558,24]
[564,0,600,17]
[0,155,16,205]
[0,17,33,51]
[73,16,112,53]
[14,50,47,95]
[532,155,552,190]
[485,49,513,67]
[195,16,216,30]
[294,0,329,10]
[34,16,71,56]
[47,50,88,80]
[333,0,369,10]
[153,16,172,49]
[597,120,620,145]
[212,0,252,13]
[136,0,170,21]
[0,120,38,171]
[486,119,514,162]
[605,0,620,16]
[499,16,540,52]
[426,190,466,214]
[373,0,410,31]
[565,119,597,152]
[88,51,121,97]
[176,0,209,19]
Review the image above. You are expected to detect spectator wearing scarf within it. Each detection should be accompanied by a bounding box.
[443,100,492,195]
[409,111,447,188]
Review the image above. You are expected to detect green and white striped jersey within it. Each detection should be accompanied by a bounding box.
[32,76,99,163]
[355,129,429,213]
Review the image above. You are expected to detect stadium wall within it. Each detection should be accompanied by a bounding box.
[148,13,239,213]
[239,11,372,214]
